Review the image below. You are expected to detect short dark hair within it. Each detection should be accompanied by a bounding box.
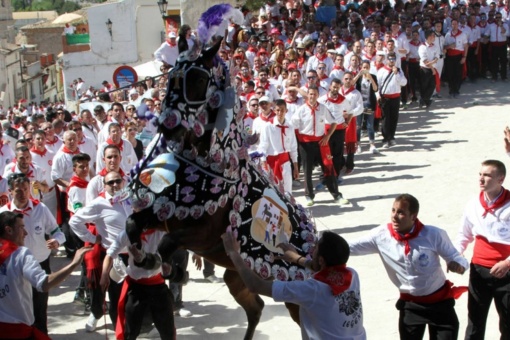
[395,194,420,215]
[424,29,435,39]
[34,129,46,137]
[108,123,121,132]
[317,231,350,266]
[7,173,30,189]
[72,153,91,166]
[274,99,286,108]
[103,144,121,156]
[482,159,506,177]
[0,211,23,237]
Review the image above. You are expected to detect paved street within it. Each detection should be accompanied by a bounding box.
[47,78,508,339]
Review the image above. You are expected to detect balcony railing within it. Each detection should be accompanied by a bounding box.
[66,34,90,45]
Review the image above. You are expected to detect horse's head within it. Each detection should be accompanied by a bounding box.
[158,39,227,156]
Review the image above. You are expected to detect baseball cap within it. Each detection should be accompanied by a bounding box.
[259,96,270,103]
[168,32,177,38]
[270,28,281,35]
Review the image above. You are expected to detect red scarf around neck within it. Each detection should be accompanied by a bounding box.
[67,175,89,193]
[30,147,47,157]
[327,94,346,104]
[62,146,79,155]
[46,136,59,146]
[333,65,345,71]
[97,168,126,178]
[0,237,18,266]
[479,188,510,217]
[107,138,124,152]
[341,86,355,97]
[313,264,353,295]
[387,219,424,255]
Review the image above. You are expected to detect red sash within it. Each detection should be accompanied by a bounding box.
[83,225,104,288]
[344,117,357,143]
[266,153,290,181]
[300,135,336,177]
[387,219,424,255]
[399,280,467,304]
[116,274,165,340]
[473,235,510,268]
[0,321,50,340]
[313,264,352,295]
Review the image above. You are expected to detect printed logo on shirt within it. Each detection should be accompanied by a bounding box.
[34,225,43,235]
[417,252,430,267]
[493,222,510,238]
[336,290,362,328]
[48,160,53,166]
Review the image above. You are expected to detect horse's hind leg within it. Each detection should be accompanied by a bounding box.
[224,269,264,340]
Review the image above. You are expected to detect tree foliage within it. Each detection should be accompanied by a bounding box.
[12,0,81,14]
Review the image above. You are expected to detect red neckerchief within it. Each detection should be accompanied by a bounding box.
[276,121,288,151]
[313,264,353,295]
[479,188,510,217]
[78,138,86,145]
[285,97,298,104]
[8,199,39,216]
[333,65,345,71]
[478,21,487,28]
[259,111,275,122]
[30,147,47,157]
[451,29,462,38]
[165,39,176,47]
[141,228,158,242]
[327,93,345,104]
[106,138,124,152]
[375,62,385,70]
[387,219,425,255]
[392,30,402,39]
[297,56,305,68]
[306,101,318,135]
[11,165,33,178]
[315,53,327,62]
[240,74,252,83]
[13,124,21,130]
[248,46,257,53]
[335,43,341,48]
[255,80,270,90]
[363,52,375,60]
[244,112,257,120]
[0,238,18,266]
[468,23,477,29]
[410,40,421,47]
[46,136,59,146]
[62,146,80,155]
[97,168,126,177]
[383,65,393,72]
[319,74,328,80]
[67,175,89,193]
[98,191,112,205]
[349,67,359,77]
[341,86,355,97]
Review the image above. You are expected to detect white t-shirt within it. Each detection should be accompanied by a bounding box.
[272,268,366,340]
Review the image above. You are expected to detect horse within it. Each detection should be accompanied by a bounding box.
[122,12,317,339]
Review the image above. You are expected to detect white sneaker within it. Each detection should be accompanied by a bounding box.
[355,145,362,154]
[205,274,221,283]
[389,139,396,146]
[85,313,98,332]
[370,145,379,154]
[382,142,390,149]
[178,308,193,317]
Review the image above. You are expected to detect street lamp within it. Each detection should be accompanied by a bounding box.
[106,19,113,37]
[157,0,168,18]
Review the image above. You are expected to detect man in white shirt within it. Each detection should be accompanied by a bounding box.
[70,171,133,333]
[418,30,440,109]
[97,102,126,146]
[349,194,469,340]
[0,173,65,334]
[154,31,179,67]
[96,123,137,175]
[40,122,62,155]
[455,160,510,339]
[0,211,88,339]
[30,130,57,218]
[69,120,96,176]
[222,229,367,340]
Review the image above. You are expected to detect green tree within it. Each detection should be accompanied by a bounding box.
[58,1,81,14]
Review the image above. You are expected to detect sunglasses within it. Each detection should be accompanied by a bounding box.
[72,128,82,132]
[105,179,123,186]
[25,138,33,142]
[250,104,259,107]
[128,128,136,132]
[307,76,317,79]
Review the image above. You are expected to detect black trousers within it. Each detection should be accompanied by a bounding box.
[124,282,175,340]
[89,252,126,324]
[408,62,421,101]
[203,260,215,278]
[299,141,339,200]
[490,44,508,81]
[465,263,510,340]
[445,54,463,95]
[396,298,459,340]
[419,68,436,106]
[479,43,490,76]
[467,46,479,80]
[401,59,409,104]
[169,249,189,309]
[32,257,51,334]
[381,97,400,142]
[328,129,345,176]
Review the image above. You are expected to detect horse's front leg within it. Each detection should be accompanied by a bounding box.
[224,269,265,340]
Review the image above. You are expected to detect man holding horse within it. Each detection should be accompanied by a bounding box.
[222,229,366,339]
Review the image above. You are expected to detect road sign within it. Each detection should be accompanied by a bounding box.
[113,65,138,88]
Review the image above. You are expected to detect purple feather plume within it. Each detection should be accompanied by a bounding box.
[197,4,243,45]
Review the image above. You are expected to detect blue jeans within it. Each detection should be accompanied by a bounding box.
[356,113,375,142]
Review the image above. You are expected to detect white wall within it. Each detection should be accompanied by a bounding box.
[62,0,175,103]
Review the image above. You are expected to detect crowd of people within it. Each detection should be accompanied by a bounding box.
[0,0,509,339]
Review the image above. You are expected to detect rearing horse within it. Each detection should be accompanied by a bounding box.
[123,7,317,338]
